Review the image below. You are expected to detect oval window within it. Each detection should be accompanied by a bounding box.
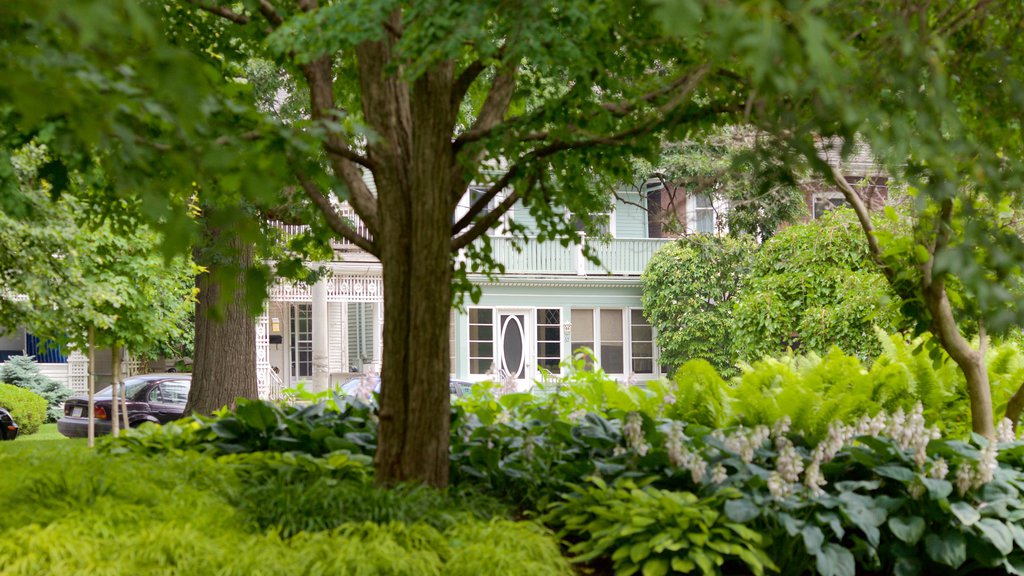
[501,315,525,379]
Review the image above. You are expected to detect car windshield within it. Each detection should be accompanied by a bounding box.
[94,377,158,400]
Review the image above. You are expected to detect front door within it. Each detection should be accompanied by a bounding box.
[498,311,529,383]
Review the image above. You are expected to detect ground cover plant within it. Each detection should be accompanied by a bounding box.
[89,334,1024,575]
[0,440,569,576]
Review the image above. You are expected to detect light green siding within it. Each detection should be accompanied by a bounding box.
[509,199,542,235]
[614,189,648,238]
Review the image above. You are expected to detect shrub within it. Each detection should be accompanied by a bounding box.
[102,396,378,458]
[0,383,46,434]
[641,235,754,376]
[732,209,904,363]
[546,478,775,576]
[0,355,72,422]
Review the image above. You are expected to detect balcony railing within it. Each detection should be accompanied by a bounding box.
[486,236,672,276]
[271,205,373,251]
[273,214,672,277]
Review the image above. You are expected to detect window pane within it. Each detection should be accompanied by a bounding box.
[632,342,653,357]
[537,308,560,325]
[600,309,623,342]
[696,210,714,234]
[571,341,595,355]
[470,359,492,374]
[571,309,594,340]
[538,326,560,341]
[469,324,493,341]
[601,344,624,373]
[631,325,653,342]
[538,358,561,371]
[538,342,560,357]
[632,359,654,374]
[695,194,712,208]
[470,342,493,359]
[469,308,493,324]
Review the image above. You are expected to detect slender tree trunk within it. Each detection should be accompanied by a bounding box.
[924,277,994,437]
[185,231,257,416]
[1005,383,1024,430]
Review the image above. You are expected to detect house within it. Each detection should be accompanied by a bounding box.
[259,138,890,395]
[259,180,693,395]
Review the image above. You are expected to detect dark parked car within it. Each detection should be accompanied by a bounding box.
[57,374,191,438]
[0,408,18,440]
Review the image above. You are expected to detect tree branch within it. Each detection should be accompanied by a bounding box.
[299,57,380,236]
[452,167,520,235]
[451,60,487,111]
[452,179,533,251]
[183,0,251,24]
[257,0,284,27]
[452,64,519,152]
[322,139,376,171]
[293,170,378,256]
[826,163,895,282]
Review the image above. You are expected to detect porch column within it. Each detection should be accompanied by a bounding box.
[312,278,329,393]
[372,301,383,372]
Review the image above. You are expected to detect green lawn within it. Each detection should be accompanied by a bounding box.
[17,423,65,442]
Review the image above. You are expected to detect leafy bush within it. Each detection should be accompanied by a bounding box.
[0,383,46,434]
[103,396,378,458]
[0,355,72,422]
[641,235,755,375]
[546,478,776,576]
[732,209,904,363]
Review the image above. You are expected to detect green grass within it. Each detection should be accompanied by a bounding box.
[16,423,65,442]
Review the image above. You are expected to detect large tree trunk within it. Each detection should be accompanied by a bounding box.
[185,232,257,416]
[372,60,457,487]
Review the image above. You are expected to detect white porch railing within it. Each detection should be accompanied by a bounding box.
[483,237,672,276]
[271,205,373,251]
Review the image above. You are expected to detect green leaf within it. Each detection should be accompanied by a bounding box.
[874,465,915,482]
[724,497,760,523]
[642,557,669,576]
[801,525,825,555]
[949,501,980,526]
[976,518,1014,556]
[887,516,926,544]
[925,532,967,568]
[922,478,954,500]
[630,541,651,564]
[815,543,855,576]
[894,556,922,576]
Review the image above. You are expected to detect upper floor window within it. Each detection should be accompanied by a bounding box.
[693,194,715,234]
[812,191,846,219]
[462,186,513,235]
[571,209,615,237]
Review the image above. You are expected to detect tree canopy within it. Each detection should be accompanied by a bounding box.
[2,0,1023,476]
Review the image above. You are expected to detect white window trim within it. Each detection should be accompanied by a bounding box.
[628,307,657,377]
[458,186,514,236]
[811,191,846,219]
[687,193,718,235]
